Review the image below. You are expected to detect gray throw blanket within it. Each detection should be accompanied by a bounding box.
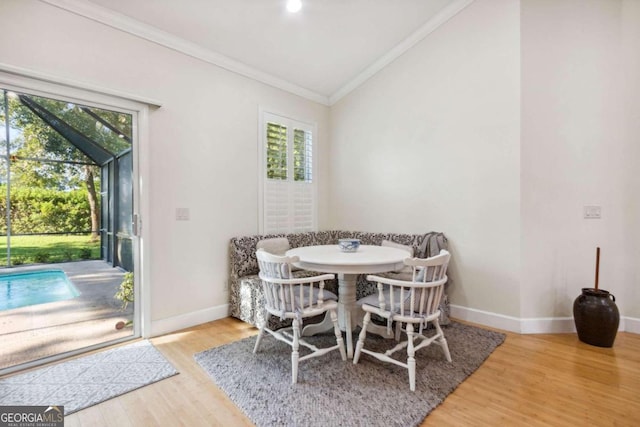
[418,232,448,257]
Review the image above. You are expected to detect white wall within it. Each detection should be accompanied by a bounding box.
[621,0,640,322]
[521,0,640,326]
[2,0,638,334]
[0,0,330,332]
[329,0,522,318]
[330,0,639,332]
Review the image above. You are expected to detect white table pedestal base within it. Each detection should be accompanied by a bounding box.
[302,273,356,357]
[302,273,393,358]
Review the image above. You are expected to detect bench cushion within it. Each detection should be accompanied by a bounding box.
[229,231,450,329]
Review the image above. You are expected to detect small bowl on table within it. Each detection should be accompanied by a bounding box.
[338,239,361,253]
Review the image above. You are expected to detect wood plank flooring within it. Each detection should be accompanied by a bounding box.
[58,317,640,426]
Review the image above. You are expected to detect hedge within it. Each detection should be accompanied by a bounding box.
[0,185,94,234]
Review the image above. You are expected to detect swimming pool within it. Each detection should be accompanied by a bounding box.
[0,270,80,311]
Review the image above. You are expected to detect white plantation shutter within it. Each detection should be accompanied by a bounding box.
[264,180,289,233]
[260,112,317,234]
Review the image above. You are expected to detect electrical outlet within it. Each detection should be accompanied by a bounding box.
[222,280,229,293]
[583,206,601,219]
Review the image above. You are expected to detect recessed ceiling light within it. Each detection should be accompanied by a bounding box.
[286,0,302,13]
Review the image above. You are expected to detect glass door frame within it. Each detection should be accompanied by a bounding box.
[0,69,152,373]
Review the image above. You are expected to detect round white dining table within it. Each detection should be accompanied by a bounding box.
[286,244,409,358]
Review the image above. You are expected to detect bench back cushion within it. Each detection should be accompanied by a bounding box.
[229,231,447,280]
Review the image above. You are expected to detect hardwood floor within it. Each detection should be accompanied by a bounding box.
[62,317,640,426]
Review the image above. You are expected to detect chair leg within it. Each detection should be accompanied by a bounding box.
[434,319,452,362]
[291,318,300,384]
[330,309,347,361]
[353,312,371,364]
[253,312,269,353]
[406,323,416,392]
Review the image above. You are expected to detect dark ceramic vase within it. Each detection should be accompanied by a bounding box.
[573,288,619,348]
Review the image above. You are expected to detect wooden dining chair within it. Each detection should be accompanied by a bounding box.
[353,249,452,391]
[254,249,347,384]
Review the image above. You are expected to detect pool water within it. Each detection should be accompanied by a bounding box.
[0,270,80,311]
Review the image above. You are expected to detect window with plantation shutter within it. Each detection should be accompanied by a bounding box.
[259,111,317,234]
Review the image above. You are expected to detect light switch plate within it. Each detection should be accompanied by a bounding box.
[583,206,601,219]
[176,208,190,221]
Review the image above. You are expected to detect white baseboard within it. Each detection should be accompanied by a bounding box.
[623,316,640,334]
[149,304,639,337]
[450,305,521,333]
[150,304,229,337]
[519,317,576,334]
[451,304,639,335]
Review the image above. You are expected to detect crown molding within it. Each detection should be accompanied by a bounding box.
[39,0,474,107]
[328,0,475,105]
[39,0,331,106]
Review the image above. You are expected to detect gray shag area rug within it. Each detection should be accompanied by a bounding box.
[195,322,505,427]
[0,340,178,415]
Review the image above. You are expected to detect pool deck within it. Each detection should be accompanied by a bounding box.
[0,260,133,371]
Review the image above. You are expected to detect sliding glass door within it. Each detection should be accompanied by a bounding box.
[0,84,140,373]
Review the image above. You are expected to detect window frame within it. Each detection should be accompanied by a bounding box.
[258,108,318,235]
[0,67,152,375]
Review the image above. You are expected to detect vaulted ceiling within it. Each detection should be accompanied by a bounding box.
[42,0,473,105]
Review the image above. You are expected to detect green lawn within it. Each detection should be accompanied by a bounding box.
[0,234,100,266]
